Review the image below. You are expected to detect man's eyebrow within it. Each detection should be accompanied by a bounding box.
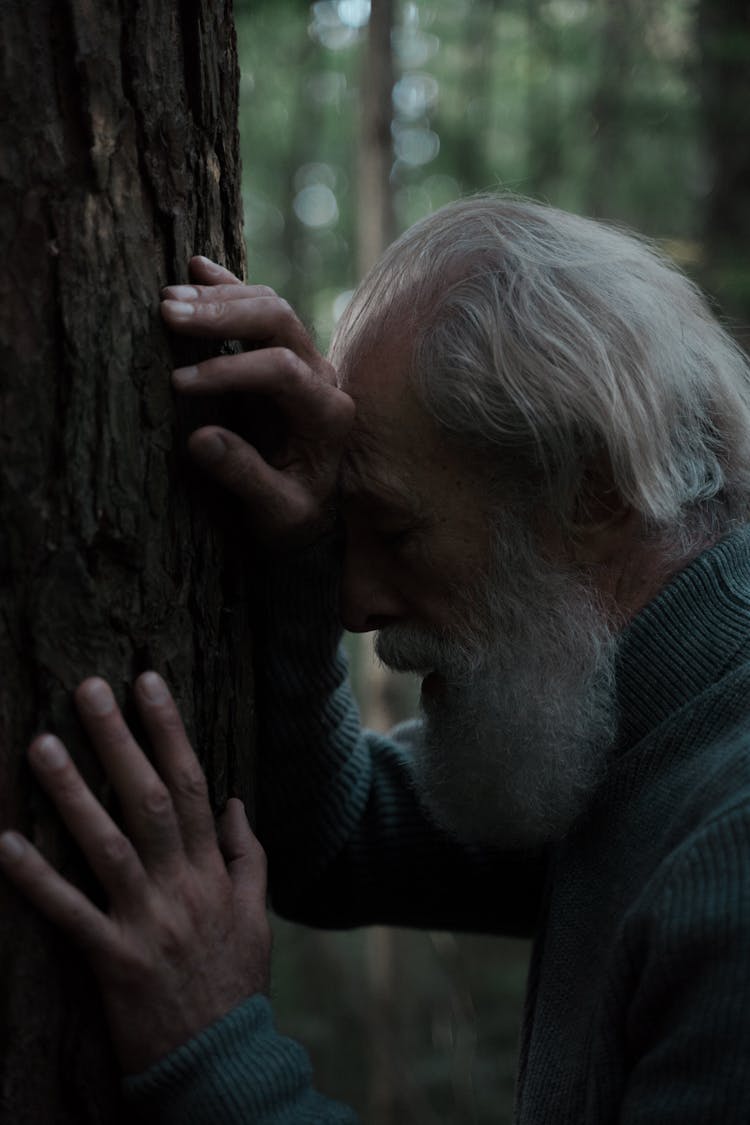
[338,474,415,510]
[338,453,416,510]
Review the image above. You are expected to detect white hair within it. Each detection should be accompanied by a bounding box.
[332,195,750,554]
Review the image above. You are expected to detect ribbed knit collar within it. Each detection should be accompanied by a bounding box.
[614,524,750,753]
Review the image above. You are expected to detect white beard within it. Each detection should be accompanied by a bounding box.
[374,515,618,848]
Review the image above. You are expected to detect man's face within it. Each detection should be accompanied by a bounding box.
[339,333,618,848]
[338,331,495,637]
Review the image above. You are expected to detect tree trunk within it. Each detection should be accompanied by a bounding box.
[0,1,251,1121]
[357,0,396,277]
[453,0,495,196]
[526,0,563,199]
[697,0,750,330]
[587,0,633,218]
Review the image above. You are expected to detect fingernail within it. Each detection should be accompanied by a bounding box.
[139,671,168,702]
[165,285,199,300]
[33,735,68,768]
[164,300,196,318]
[80,679,114,715]
[0,832,25,860]
[172,365,199,386]
[194,433,226,464]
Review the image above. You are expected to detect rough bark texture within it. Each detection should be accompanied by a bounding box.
[0,1,252,1120]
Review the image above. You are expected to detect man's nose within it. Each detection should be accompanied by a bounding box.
[339,556,407,634]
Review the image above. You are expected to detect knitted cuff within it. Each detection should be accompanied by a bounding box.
[122,995,317,1124]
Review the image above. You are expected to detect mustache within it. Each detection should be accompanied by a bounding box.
[374,623,484,678]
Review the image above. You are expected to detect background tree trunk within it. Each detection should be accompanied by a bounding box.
[526,0,563,199]
[0,1,251,1121]
[586,0,634,218]
[357,0,396,277]
[697,0,750,333]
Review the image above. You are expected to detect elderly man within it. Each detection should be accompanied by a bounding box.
[2,196,750,1122]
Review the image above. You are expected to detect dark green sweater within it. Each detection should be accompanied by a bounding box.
[125,529,750,1123]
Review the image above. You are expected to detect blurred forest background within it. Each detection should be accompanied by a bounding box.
[234,1,749,1121]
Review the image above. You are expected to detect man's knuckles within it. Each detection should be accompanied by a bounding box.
[98,831,140,876]
[272,346,309,392]
[162,292,300,338]
[137,781,173,821]
[188,431,262,502]
[169,767,209,808]
[259,489,326,540]
[317,384,356,434]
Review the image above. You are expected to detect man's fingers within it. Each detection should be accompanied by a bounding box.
[162,283,277,304]
[132,673,217,861]
[24,734,148,901]
[171,349,352,438]
[217,799,256,865]
[162,265,349,545]
[74,679,184,870]
[187,426,329,537]
[188,255,243,285]
[0,831,119,957]
[218,800,267,901]
[217,802,271,993]
[161,294,316,361]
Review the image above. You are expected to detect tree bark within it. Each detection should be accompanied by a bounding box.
[0,1,251,1120]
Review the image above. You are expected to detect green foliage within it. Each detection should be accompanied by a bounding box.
[235,0,363,334]
[236,0,748,349]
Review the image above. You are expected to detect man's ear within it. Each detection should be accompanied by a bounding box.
[568,453,636,564]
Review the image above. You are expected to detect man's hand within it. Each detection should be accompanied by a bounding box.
[0,673,270,1075]
[161,256,355,546]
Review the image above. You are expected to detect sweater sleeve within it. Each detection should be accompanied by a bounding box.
[254,540,546,936]
[620,800,750,1124]
[122,995,358,1124]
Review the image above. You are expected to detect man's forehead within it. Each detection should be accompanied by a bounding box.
[338,427,416,508]
[336,314,466,508]
[338,305,414,394]
[338,333,423,467]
